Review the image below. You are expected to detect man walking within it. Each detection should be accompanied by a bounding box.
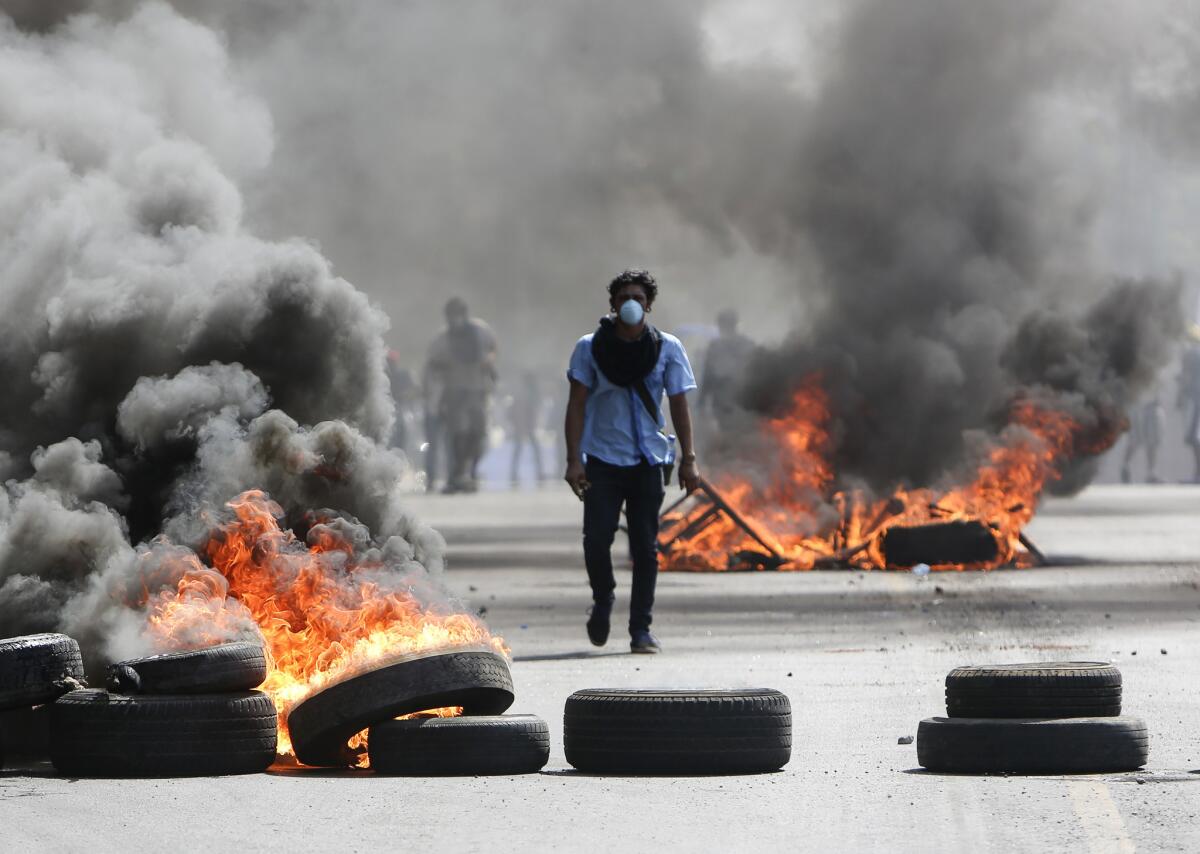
[423,297,498,493]
[564,269,700,654]
[698,308,755,434]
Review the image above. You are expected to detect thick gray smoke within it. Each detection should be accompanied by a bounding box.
[133,0,1189,491]
[0,5,447,669]
[736,0,1187,491]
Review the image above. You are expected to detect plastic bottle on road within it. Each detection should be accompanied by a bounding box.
[911,563,931,579]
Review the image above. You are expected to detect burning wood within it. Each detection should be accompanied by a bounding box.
[660,377,1100,572]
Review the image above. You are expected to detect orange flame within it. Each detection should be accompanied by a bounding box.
[139,490,505,758]
[662,376,1117,572]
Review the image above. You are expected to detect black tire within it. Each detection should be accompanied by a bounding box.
[106,643,267,695]
[0,633,86,711]
[945,662,1121,718]
[563,688,791,775]
[288,649,514,767]
[369,715,549,775]
[49,689,277,777]
[917,716,1148,774]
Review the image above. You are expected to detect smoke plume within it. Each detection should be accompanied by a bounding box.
[0,5,445,669]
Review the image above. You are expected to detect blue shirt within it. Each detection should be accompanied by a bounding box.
[567,330,697,467]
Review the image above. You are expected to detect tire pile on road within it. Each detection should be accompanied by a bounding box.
[287,647,551,775]
[563,688,792,774]
[56,641,277,777]
[0,634,275,777]
[917,662,1149,774]
[0,633,87,770]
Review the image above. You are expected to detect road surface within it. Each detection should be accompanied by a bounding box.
[2,484,1198,853]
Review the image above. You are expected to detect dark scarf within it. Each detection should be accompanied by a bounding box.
[591,316,661,387]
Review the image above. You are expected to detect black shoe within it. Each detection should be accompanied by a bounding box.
[630,631,661,654]
[586,599,613,647]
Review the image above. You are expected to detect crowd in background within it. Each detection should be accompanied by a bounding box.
[388,301,1200,492]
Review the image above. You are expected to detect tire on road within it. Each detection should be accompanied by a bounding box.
[917,716,1148,774]
[287,649,514,767]
[106,643,267,695]
[0,633,86,711]
[50,689,277,777]
[369,714,549,775]
[945,662,1121,718]
[563,688,791,775]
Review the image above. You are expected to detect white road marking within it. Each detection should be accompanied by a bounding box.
[1069,780,1136,854]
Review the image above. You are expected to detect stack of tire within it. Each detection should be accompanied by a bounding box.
[53,641,277,777]
[287,648,550,775]
[0,634,89,770]
[563,688,792,774]
[917,662,1148,774]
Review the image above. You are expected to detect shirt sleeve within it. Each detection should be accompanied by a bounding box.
[664,339,698,396]
[568,338,597,388]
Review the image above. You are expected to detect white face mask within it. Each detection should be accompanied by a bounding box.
[618,299,645,325]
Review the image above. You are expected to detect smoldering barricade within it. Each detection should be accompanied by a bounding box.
[0,5,508,761]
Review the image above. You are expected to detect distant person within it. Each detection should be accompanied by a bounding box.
[508,370,545,486]
[423,297,498,493]
[1178,332,1200,482]
[1121,392,1165,483]
[564,269,700,654]
[386,350,418,458]
[698,308,754,433]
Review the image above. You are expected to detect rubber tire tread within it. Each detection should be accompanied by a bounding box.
[0,634,86,711]
[917,716,1148,774]
[945,663,1121,718]
[106,643,267,694]
[947,693,1121,719]
[369,715,549,775]
[50,689,277,777]
[564,688,791,774]
[288,650,514,767]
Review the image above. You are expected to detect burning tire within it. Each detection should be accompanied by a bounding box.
[106,643,267,695]
[287,649,514,767]
[0,633,86,711]
[563,688,791,774]
[50,689,277,777]
[945,662,1121,718]
[369,715,549,775]
[917,716,1148,774]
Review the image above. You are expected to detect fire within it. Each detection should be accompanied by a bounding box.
[661,376,1118,571]
[139,490,505,758]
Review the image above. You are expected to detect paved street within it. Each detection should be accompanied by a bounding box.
[3,484,1199,853]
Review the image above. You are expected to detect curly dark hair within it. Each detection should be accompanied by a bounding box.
[607,268,658,306]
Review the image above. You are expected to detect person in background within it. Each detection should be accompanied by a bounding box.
[386,350,418,459]
[423,297,498,493]
[509,369,545,486]
[1178,327,1200,483]
[564,268,700,654]
[698,308,755,434]
[1121,390,1165,484]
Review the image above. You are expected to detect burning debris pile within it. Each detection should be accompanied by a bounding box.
[657,0,1187,572]
[0,4,506,762]
[663,281,1181,572]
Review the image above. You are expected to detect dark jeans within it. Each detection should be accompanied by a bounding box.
[582,458,665,635]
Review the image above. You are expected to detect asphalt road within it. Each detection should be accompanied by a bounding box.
[2,484,1199,853]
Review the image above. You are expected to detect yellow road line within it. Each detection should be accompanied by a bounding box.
[1069,780,1136,854]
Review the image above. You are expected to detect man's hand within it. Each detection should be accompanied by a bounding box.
[678,459,701,493]
[565,459,590,500]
